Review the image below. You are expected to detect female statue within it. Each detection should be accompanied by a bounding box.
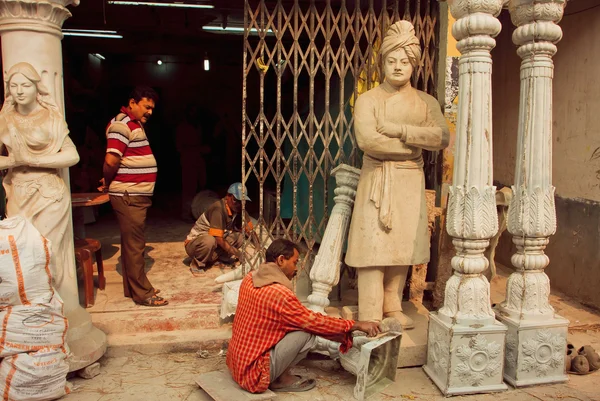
[0,62,79,291]
[346,21,450,328]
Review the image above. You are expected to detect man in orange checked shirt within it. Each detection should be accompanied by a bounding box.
[227,239,381,393]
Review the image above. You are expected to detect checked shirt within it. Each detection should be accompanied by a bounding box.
[226,269,355,393]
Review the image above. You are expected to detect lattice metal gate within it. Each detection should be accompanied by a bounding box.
[242,0,440,274]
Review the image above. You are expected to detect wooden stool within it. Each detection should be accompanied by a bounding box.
[74,238,106,307]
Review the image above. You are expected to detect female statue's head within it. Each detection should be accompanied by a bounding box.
[4,62,50,109]
[379,21,422,88]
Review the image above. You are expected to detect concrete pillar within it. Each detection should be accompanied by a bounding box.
[0,0,106,371]
[423,0,508,395]
[308,164,360,313]
[495,0,569,387]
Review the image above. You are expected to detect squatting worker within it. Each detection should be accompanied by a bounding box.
[184,182,258,273]
[227,239,381,393]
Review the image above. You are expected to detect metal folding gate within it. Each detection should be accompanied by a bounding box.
[242,0,440,273]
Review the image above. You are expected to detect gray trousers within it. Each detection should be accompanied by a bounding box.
[184,232,243,268]
[269,331,316,382]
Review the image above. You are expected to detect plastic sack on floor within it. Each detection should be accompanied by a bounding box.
[220,279,242,319]
[0,294,68,357]
[0,216,54,307]
[0,347,70,401]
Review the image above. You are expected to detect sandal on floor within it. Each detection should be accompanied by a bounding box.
[136,295,169,307]
[190,266,205,275]
[270,375,316,392]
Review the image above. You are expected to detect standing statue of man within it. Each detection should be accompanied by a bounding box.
[346,20,450,329]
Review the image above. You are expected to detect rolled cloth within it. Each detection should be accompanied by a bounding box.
[380,20,421,67]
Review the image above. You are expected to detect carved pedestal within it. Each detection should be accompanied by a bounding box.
[500,313,568,387]
[423,0,507,395]
[425,313,507,395]
[494,0,568,386]
[308,164,360,313]
[0,0,107,371]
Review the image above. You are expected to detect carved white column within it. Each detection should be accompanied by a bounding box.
[494,0,568,387]
[308,164,360,313]
[0,0,107,371]
[423,0,508,395]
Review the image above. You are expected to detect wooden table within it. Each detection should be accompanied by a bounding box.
[71,192,110,240]
[72,192,110,208]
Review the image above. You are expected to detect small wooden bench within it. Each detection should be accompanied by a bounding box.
[195,370,275,401]
[74,238,106,307]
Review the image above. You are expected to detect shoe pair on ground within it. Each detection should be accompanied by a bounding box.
[135,288,169,307]
[567,343,600,374]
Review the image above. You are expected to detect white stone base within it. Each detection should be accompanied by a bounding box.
[338,301,429,367]
[423,312,508,396]
[66,307,108,372]
[495,311,568,387]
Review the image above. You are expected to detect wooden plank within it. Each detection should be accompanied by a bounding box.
[195,371,276,401]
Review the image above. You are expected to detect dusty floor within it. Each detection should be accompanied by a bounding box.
[64,204,600,401]
[64,352,600,401]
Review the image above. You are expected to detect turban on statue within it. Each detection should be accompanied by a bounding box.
[380,20,421,68]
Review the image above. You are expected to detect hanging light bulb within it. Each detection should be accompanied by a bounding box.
[157,59,163,66]
[203,53,210,71]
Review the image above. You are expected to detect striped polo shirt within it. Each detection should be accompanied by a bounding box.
[105,107,157,196]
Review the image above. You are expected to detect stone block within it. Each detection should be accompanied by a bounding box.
[340,301,429,368]
[341,305,358,320]
[496,312,569,387]
[77,362,101,379]
[195,370,275,401]
[423,312,508,396]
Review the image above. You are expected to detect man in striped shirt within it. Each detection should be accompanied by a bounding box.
[227,239,381,393]
[101,86,167,307]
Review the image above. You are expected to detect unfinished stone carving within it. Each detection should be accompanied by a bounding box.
[312,319,402,401]
[308,164,360,314]
[423,0,508,395]
[346,20,449,329]
[494,0,569,387]
[0,0,106,371]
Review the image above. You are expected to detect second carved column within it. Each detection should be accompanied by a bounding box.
[495,0,568,387]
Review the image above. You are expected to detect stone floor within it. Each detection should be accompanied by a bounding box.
[64,352,600,401]
[64,206,600,401]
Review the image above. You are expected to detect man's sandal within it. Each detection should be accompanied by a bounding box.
[270,375,316,392]
[153,288,161,295]
[136,295,169,307]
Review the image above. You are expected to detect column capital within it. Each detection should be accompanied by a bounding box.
[509,0,565,58]
[450,0,503,53]
[509,0,565,27]
[0,0,79,37]
[449,0,504,20]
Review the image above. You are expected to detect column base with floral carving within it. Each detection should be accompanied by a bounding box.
[424,312,508,396]
[495,310,568,386]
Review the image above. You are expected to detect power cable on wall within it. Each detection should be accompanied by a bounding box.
[564,2,600,16]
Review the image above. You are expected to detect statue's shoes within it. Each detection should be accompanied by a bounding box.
[383,311,415,330]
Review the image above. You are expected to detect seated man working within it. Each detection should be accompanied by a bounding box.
[227,239,381,393]
[184,182,254,273]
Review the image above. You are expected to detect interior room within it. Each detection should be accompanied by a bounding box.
[60,0,246,214]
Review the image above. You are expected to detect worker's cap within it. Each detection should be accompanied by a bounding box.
[227,182,251,201]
